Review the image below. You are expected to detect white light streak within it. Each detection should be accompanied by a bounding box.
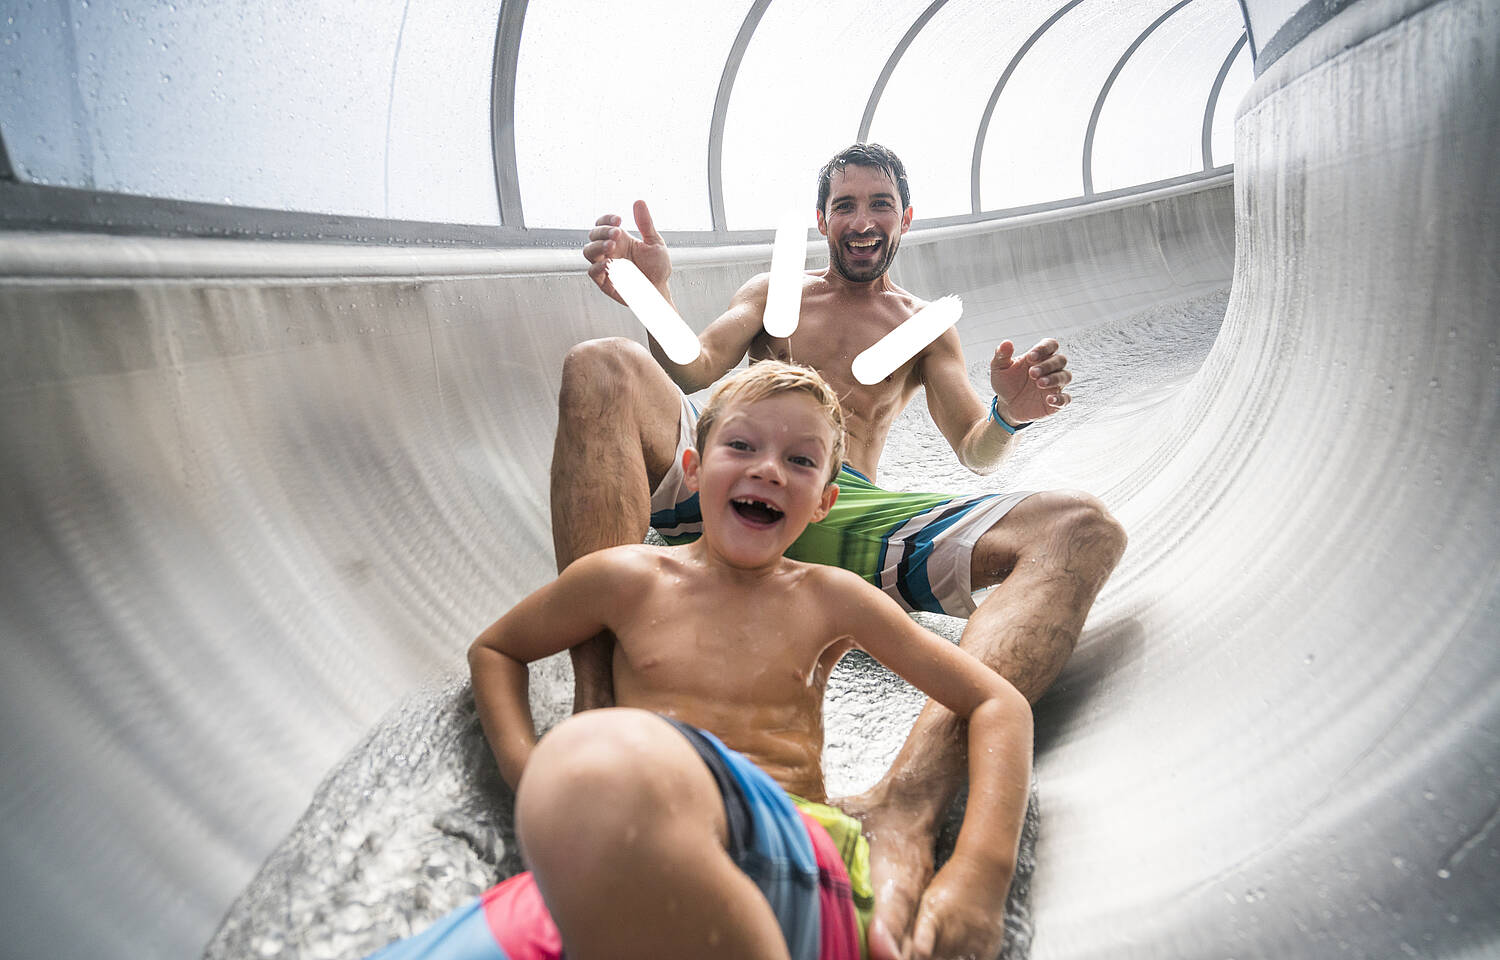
[606,259,701,365]
[851,295,964,385]
[763,209,808,338]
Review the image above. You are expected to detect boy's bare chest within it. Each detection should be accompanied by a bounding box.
[613,592,837,699]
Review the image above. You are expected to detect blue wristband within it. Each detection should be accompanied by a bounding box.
[990,395,1030,434]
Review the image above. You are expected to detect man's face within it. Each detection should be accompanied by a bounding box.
[817,164,913,283]
[683,393,839,569]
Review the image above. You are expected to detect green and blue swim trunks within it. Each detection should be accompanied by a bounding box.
[652,392,1033,617]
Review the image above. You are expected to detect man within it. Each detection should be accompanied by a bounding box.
[552,142,1126,957]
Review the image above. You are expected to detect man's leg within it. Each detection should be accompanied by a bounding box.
[852,491,1127,951]
[516,709,792,960]
[550,338,684,711]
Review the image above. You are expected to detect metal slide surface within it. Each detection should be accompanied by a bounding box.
[1,1,1496,957]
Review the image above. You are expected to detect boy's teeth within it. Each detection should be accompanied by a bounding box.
[731,498,783,523]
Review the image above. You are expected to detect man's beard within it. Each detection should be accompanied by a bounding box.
[830,231,899,283]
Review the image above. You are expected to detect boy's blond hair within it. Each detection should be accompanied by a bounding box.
[695,361,846,482]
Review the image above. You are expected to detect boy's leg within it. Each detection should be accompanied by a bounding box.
[851,490,1127,951]
[516,709,792,960]
[549,339,685,711]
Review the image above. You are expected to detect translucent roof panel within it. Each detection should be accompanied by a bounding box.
[1210,41,1254,167]
[1,0,1254,237]
[382,6,505,224]
[513,0,752,231]
[866,0,1063,221]
[978,0,1185,211]
[1090,0,1248,194]
[719,0,935,231]
[0,0,502,223]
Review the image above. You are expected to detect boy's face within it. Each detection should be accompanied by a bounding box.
[683,392,840,569]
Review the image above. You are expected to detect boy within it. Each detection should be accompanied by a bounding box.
[372,362,1032,960]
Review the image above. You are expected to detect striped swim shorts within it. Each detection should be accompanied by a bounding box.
[365,718,871,960]
[651,391,1033,617]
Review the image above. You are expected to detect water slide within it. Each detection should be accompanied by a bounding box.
[2,0,1496,957]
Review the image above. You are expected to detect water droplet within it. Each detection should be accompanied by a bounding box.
[1437,868,1451,879]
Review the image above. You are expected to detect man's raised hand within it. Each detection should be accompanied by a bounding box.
[583,200,673,306]
[991,338,1072,426]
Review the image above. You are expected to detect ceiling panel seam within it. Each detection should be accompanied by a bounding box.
[1081,0,1197,198]
[857,0,951,144]
[1234,0,1259,64]
[491,0,529,229]
[383,0,414,219]
[969,0,1087,215]
[708,0,775,236]
[1202,33,1249,170]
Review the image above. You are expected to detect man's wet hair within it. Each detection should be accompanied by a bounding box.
[815,143,911,215]
[695,361,847,483]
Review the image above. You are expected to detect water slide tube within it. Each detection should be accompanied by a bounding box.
[0,0,1495,956]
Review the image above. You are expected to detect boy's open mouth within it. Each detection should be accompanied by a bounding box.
[731,497,784,526]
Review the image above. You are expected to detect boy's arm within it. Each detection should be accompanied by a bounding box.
[826,568,1033,957]
[468,549,640,791]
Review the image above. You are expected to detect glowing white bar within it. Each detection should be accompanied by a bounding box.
[606,259,701,365]
[851,295,964,385]
[763,209,808,338]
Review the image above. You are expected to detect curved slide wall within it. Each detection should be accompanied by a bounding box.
[1,2,1496,959]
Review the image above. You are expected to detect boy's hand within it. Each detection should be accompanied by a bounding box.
[907,862,1009,960]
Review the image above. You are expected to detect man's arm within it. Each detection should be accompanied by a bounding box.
[920,330,1074,475]
[582,200,767,392]
[920,329,1020,474]
[826,567,1033,960]
[468,550,640,790]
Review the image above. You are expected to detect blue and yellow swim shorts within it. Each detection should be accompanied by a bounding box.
[365,718,871,960]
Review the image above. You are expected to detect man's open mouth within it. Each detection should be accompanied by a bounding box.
[845,235,882,257]
[731,497,784,525]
